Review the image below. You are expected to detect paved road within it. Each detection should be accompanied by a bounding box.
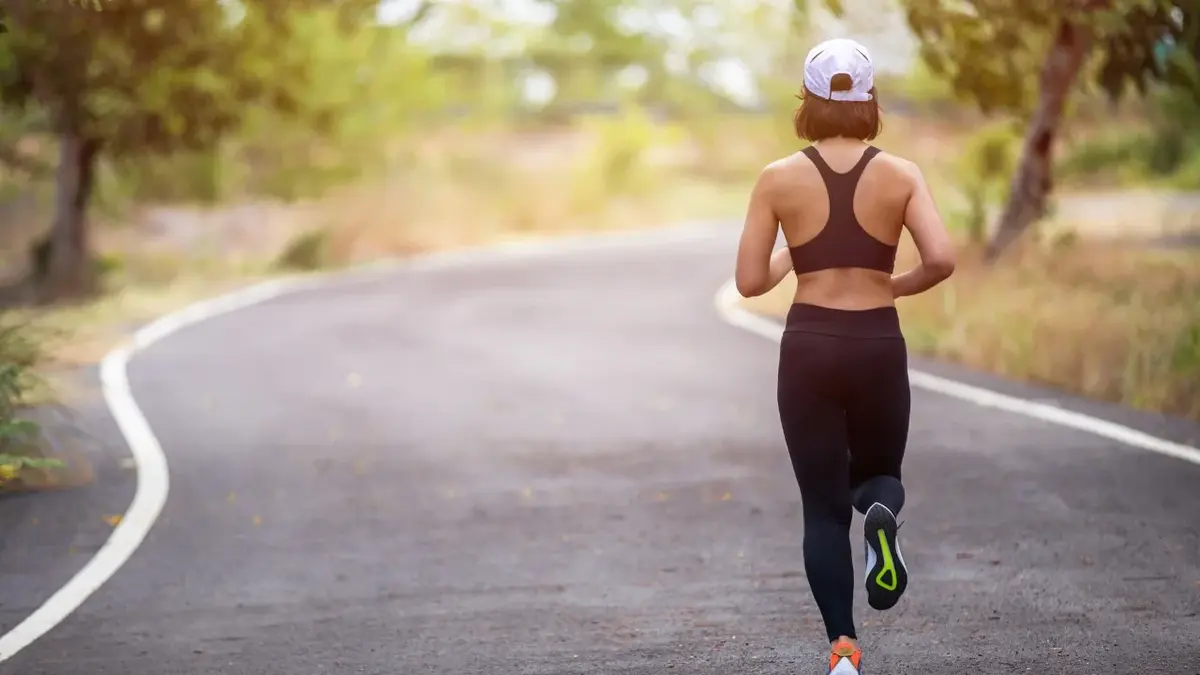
[2,226,1199,674]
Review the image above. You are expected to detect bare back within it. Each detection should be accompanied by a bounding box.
[768,142,913,310]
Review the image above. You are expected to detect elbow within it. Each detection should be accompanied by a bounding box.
[735,274,767,298]
[926,253,956,281]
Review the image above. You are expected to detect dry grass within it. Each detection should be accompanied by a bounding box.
[746,236,1200,420]
[20,115,969,370]
[8,121,769,376]
[19,115,1195,424]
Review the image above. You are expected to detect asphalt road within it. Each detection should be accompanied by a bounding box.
[2,226,1199,675]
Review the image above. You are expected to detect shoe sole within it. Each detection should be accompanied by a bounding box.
[864,502,907,611]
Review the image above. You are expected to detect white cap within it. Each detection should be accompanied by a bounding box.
[803,38,874,102]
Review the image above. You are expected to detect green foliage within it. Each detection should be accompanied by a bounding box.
[0,0,390,205]
[954,122,1022,241]
[0,316,58,486]
[0,453,64,479]
[0,319,40,423]
[196,17,429,202]
[574,106,673,201]
[1096,1,1200,100]
[1059,87,1200,188]
[902,0,1058,114]
[1172,317,1200,374]
[901,0,1196,115]
[227,14,437,201]
[878,61,959,112]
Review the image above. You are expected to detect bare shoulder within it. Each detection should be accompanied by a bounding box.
[754,155,802,192]
[873,149,924,184]
[762,154,804,177]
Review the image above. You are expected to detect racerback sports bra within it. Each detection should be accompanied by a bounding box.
[788,145,898,276]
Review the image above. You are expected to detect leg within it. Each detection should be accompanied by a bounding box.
[843,338,912,611]
[845,338,911,515]
[852,475,905,517]
[778,333,856,644]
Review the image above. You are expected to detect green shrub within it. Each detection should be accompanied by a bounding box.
[954,121,1021,242]
[880,60,961,114]
[1059,87,1200,188]
[579,105,664,196]
[0,317,60,488]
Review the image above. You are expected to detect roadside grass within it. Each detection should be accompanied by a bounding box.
[12,111,1198,431]
[743,235,1200,421]
[4,114,960,371]
[0,315,94,493]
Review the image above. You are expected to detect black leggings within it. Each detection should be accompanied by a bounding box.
[776,303,910,643]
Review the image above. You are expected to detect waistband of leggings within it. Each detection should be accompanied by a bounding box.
[783,302,903,339]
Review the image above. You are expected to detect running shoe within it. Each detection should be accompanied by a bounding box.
[828,637,862,675]
[863,502,907,610]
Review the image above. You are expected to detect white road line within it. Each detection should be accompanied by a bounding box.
[0,280,299,662]
[0,221,725,664]
[713,279,1200,466]
[3,222,1196,664]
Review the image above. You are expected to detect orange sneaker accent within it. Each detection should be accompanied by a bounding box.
[829,638,861,670]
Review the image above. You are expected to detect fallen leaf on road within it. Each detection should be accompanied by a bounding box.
[719,492,732,502]
[103,514,122,527]
[520,487,533,499]
[654,492,670,502]
[252,515,263,526]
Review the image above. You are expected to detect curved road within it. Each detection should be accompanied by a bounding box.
[2,225,1200,674]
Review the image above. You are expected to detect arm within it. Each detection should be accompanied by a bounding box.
[892,162,956,298]
[735,165,789,298]
[765,247,795,292]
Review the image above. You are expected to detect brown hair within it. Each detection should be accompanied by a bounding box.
[793,73,882,142]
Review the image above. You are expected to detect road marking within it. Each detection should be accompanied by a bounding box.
[0,221,725,663]
[0,279,308,661]
[713,279,1200,466]
[5,221,1195,663]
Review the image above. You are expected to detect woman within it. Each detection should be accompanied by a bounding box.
[734,38,956,675]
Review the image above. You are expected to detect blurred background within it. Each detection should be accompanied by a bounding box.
[0,0,1198,485]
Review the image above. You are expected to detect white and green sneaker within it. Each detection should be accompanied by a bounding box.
[864,502,907,610]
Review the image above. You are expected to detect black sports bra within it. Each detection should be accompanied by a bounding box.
[788,145,898,276]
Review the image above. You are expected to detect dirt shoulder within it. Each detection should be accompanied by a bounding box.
[744,234,1200,421]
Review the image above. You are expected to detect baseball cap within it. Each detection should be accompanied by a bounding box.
[803,38,875,102]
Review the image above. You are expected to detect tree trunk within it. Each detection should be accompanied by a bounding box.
[44,131,101,297]
[984,20,1092,262]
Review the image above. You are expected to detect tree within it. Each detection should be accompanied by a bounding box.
[530,0,669,114]
[901,0,1199,261]
[0,0,380,296]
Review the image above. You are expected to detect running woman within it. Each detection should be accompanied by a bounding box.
[733,38,956,675]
